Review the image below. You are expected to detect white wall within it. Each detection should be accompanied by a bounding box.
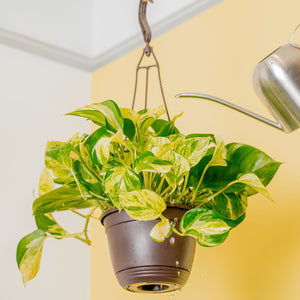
[0,44,91,299]
[0,0,93,56]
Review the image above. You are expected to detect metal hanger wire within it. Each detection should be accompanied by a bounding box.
[131,0,171,121]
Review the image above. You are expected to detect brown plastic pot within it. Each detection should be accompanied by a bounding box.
[100,205,196,293]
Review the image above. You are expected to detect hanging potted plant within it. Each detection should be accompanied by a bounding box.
[16,99,280,293]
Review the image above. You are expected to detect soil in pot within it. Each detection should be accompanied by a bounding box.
[101,205,196,293]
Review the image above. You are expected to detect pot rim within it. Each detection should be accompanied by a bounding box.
[100,203,191,226]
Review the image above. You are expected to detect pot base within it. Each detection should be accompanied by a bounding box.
[117,265,189,293]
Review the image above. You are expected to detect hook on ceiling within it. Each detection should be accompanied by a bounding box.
[139,0,153,56]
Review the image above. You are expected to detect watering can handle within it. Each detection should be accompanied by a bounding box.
[289,24,300,45]
[176,93,283,131]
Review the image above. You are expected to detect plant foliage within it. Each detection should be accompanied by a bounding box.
[16,100,280,284]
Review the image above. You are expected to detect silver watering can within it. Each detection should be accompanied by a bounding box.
[177,25,300,133]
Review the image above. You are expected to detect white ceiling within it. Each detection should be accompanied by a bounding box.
[0,0,223,71]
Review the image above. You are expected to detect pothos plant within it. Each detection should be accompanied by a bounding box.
[17,100,280,284]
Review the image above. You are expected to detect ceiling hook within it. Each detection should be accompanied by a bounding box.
[139,0,153,56]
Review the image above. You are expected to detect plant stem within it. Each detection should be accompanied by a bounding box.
[161,185,172,197]
[156,176,165,194]
[70,208,87,218]
[82,207,98,245]
[191,163,210,205]
[172,227,184,237]
[196,181,237,208]
[176,172,189,204]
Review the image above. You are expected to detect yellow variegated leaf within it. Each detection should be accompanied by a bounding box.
[120,108,140,123]
[38,167,54,196]
[163,151,190,187]
[180,208,231,247]
[94,129,124,165]
[135,152,172,174]
[175,136,212,167]
[120,189,166,221]
[105,166,141,209]
[147,136,170,151]
[150,218,173,242]
[152,139,183,159]
[209,136,227,167]
[237,173,273,201]
[17,230,47,285]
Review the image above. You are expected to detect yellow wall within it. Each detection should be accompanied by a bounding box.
[91,0,300,299]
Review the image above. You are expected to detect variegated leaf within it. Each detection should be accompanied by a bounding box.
[163,151,190,187]
[180,208,231,247]
[16,230,47,285]
[33,186,96,214]
[213,191,248,220]
[120,189,166,221]
[35,213,67,236]
[137,106,166,134]
[120,107,140,124]
[38,167,54,196]
[67,100,124,131]
[209,136,227,167]
[152,138,183,159]
[135,152,172,173]
[175,136,212,167]
[105,166,142,209]
[150,218,173,242]
[236,173,273,201]
[93,129,124,165]
[147,136,170,151]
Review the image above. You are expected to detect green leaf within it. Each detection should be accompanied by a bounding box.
[180,208,231,247]
[175,136,211,167]
[120,189,166,221]
[33,186,96,214]
[151,112,182,137]
[35,213,67,236]
[194,143,280,193]
[213,191,248,220]
[150,218,173,242]
[17,230,47,284]
[105,166,142,209]
[67,100,124,131]
[226,143,281,195]
[135,152,172,174]
[123,118,136,140]
[236,173,273,201]
[223,213,246,228]
[38,167,54,196]
[71,160,104,196]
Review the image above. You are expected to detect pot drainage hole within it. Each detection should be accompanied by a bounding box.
[138,284,169,292]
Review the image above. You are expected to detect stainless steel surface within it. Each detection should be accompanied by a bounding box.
[253,43,300,133]
[176,93,282,130]
[178,25,300,133]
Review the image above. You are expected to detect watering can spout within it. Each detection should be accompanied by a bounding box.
[177,26,300,134]
[175,93,285,131]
